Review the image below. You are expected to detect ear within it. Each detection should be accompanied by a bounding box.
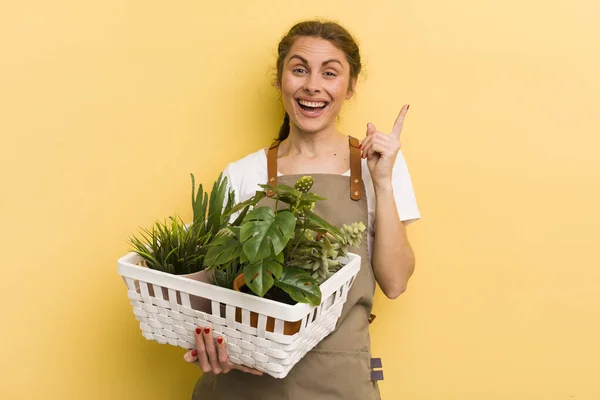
[273,79,282,91]
[345,77,358,100]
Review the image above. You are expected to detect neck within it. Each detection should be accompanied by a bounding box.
[282,124,346,157]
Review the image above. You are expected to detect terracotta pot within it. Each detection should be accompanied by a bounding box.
[233,273,302,335]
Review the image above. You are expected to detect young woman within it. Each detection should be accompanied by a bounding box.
[184,20,420,399]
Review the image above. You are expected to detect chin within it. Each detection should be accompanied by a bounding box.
[290,112,336,134]
[293,121,331,134]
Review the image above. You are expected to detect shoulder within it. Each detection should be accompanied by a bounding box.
[223,148,267,180]
[222,148,268,202]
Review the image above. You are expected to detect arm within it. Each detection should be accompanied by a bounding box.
[360,104,417,299]
[371,182,415,299]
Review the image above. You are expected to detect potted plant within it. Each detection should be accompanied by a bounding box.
[203,176,365,333]
[118,174,365,377]
[128,173,237,310]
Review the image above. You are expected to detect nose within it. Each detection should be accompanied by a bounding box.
[303,73,321,94]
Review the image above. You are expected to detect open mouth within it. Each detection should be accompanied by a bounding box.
[296,99,329,112]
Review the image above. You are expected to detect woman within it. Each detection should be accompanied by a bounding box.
[184,20,420,399]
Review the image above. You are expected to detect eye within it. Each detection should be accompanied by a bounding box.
[324,71,337,77]
[293,68,307,74]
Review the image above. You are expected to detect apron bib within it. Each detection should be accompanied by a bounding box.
[193,138,381,399]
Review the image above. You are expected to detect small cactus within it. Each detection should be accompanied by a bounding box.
[294,176,314,193]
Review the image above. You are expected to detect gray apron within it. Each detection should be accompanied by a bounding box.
[193,137,381,399]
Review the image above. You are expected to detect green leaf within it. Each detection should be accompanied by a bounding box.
[207,173,228,235]
[204,233,241,267]
[212,263,242,289]
[303,210,342,237]
[231,204,250,227]
[275,251,284,264]
[228,226,241,239]
[241,207,295,263]
[223,191,266,221]
[243,259,283,297]
[274,267,322,306]
[299,193,327,203]
[258,183,302,204]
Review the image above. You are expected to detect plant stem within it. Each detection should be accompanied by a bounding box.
[289,217,309,259]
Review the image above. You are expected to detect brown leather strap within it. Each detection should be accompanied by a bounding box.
[349,136,363,201]
[266,141,279,197]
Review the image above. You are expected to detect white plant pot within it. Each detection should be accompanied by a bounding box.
[133,267,212,313]
[118,252,361,379]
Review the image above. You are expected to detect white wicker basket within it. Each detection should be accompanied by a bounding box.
[117,252,361,378]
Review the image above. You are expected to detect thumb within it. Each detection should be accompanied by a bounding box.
[366,122,376,136]
[183,349,198,363]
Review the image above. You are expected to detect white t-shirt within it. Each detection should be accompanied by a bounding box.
[222,148,421,260]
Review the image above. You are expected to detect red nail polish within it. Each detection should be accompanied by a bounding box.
[195,327,201,335]
[217,337,223,344]
[204,328,210,334]
[191,349,198,357]
[407,104,410,110]
[359,144,362,149]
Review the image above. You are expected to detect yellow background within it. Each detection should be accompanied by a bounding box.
[1,0,599,399]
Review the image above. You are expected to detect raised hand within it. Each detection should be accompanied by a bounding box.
[360,104,409,185]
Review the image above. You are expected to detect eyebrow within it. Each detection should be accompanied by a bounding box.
[289,55,344,69]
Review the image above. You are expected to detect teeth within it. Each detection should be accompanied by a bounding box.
[298,99,326,108]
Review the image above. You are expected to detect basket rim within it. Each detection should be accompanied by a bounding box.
[118,251,361,321]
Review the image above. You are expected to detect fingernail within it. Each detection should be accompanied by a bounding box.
[191,349,198,357]
[407,104,410,110]
[204,328,210,334]
[195,327,201,335]
[217,337,223,344]
[359,144,362,149]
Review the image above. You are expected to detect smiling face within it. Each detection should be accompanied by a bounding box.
[278,37,356,135]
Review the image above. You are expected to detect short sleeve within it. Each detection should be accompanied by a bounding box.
[392,150,420,224]
[222,163,239,204]
[218,149,270,223]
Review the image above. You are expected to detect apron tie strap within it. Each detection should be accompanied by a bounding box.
[370,358,384,382]
[348,136,363,201]
[266,141,279,197]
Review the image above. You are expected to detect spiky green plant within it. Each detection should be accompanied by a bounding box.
[129,173,237,275]
[211,263,242,290]
[128,214,208,275]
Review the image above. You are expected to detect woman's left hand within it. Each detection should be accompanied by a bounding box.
[360,104,409,185]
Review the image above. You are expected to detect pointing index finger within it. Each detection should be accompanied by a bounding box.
[391,104,409,138]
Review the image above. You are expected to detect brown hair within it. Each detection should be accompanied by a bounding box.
[275,20,362,141]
